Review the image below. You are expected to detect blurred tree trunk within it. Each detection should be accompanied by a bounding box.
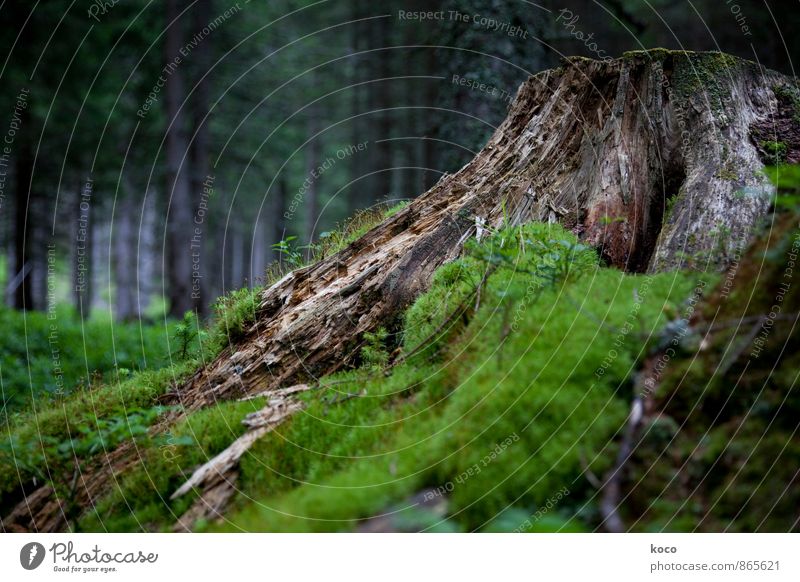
[421,48,439,191]
[28,201,47,311]
[227,217,247,290]
[304,107,321,252]
[165,0,194,318]
[72,176,92,317]
[190,0,212,316]
[250,213,268,287]
[348,0,367,214]
[138,189,157,317]
[369,14,392,205]
[12,106,33,311]
[271,175,288,263]
[113,190,136,321]
[3,215,13,307]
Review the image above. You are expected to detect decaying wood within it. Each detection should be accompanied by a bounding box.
[177,51,790,412]
[236,382,312,403]
[172,472,239,532]
[5,50,797,531]
[169,398,303,530]
[171,398,302,500]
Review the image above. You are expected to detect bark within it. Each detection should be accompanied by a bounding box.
[5,50,795,532]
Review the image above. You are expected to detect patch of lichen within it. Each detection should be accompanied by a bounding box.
[760,140,789,165]
[670,52,743,122]
[773,82,800,124]
[621,47,673,63]
[715,159,739,181]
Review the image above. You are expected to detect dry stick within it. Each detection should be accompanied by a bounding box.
[578,450,603,490]
[600,398,644,533]
[715,316,766,378]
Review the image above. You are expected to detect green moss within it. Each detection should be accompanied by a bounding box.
[625,207,800,532]
[715,163,739,181]
[773,83,800,124]
[208,286,263,345]
[78,396,268,531]
[197,225,700,532]
[621,48,672,62]
[3,219,719,533]
[0,307,189,414]
[760,140,788,165]
[671,52,742,122]
[0,361,196,500]
[383,200,410,218]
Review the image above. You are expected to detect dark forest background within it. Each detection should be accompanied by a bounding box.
[0,0,797,322]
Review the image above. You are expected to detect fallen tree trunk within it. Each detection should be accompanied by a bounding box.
[5,49,797,532]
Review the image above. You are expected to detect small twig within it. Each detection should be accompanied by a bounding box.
[600,397,644,533]
[579,450,603,490]
[324,389,367,405]
[715,316,765,377]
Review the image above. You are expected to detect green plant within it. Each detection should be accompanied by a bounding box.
[210,286,263,343]
[773,83,800,124]
[663,193,681,225]
[763,164,800,209]
[0,307,183,415]
[537,238,594,284]
[709,222,732,261]
[173,311,208,360]
[383,200,410,218]
[271,236,306,268]
[360,327,390,369]
[0,405,173,529]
